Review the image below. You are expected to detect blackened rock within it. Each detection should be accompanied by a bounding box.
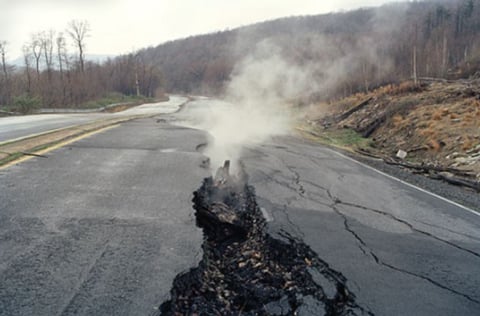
[297,295,327,316]
[264,295,292,315]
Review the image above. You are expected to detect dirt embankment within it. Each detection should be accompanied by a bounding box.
[302,80,480,191]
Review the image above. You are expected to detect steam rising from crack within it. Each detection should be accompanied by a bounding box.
[203,41,311,172]
[185,29,396,173]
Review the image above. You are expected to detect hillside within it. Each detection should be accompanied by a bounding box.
[137,0,480,99]
[302,79,480,191]
[2,0,480,110]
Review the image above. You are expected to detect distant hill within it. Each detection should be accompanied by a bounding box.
[3,0,480,109]
[135,0,480,99]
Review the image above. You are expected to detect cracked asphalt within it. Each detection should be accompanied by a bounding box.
[242,137,480,315]
[1,101,480,315]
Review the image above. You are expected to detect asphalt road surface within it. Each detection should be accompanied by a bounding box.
[0,96,186,143]
[0,99,479,315]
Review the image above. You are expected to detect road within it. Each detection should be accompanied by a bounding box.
[0,96,187,143]
[0,99,479,315]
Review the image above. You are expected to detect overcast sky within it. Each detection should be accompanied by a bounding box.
[1,0,399,60]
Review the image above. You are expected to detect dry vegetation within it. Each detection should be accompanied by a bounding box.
[305,80,480,185]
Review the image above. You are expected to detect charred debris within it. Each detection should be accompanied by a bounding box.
[160,161,371,316]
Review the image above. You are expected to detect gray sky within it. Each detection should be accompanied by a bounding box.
[1,0,398,60]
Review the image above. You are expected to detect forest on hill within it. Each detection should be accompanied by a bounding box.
[1,0,480,111]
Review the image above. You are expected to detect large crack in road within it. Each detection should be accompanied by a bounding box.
[243,144,480,308]
[160,162,372,315]
[328,194,480,305]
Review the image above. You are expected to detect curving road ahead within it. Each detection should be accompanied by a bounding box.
[0,98,479,315]
[0,96,187,143]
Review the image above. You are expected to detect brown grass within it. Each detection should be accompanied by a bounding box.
[419,126,437,138]
[392,114,405,127]
[462,137,474,151]
[464,113,475,121]
[431,107,450,121]
[372,81,426,98]
[428,139,441,151]
[431,110,443,121]
[449,113,459,119]
[469,98,480,108]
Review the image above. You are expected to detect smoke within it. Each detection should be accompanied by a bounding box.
[202,40,312,172]
[200,34,395,172]
[187,5,408,172]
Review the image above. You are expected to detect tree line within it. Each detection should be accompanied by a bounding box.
[0,20,164,112]
[2,0,480,111]
[139,0,480,100]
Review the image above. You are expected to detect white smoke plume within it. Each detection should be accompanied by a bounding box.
[187,20,399,174]
[203,41,311,172]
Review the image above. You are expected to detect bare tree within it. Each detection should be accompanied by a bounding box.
[0,41,8,81]
[56,33,67,76]
[0,41,11,104]
[67,20,90,73]
[56,33,69,103]
[31,34,43,78]
[22,44,33,93]
[412,22,418,85]
[40,30,55,77]
[134,53,141,96]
